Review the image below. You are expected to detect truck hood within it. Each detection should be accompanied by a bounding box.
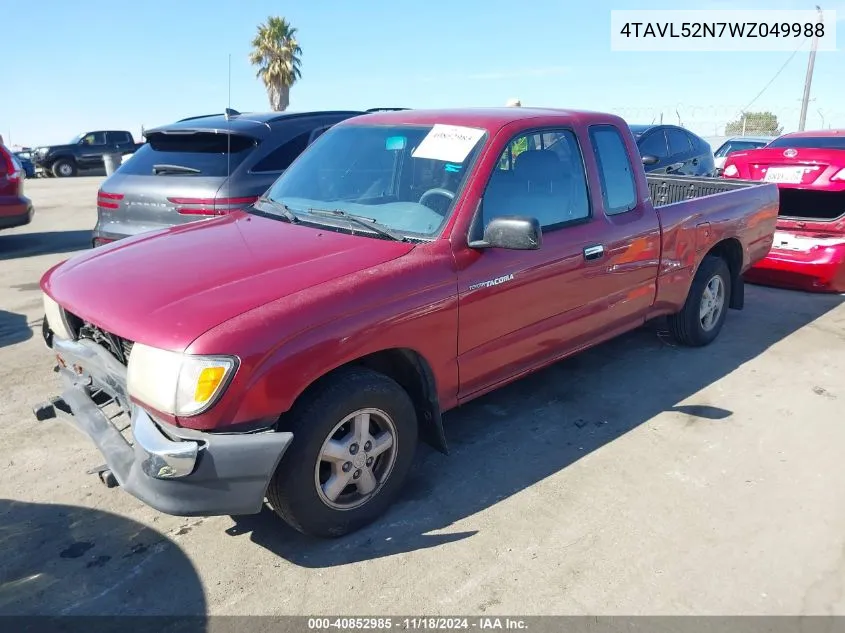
[42,213,415,350]
[38,144,77,153]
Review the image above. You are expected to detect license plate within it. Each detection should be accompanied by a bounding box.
[764,167,805,184]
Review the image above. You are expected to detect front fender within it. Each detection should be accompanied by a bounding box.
[180,241,461,437]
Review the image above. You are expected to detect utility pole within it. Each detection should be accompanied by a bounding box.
[798,5,823,131]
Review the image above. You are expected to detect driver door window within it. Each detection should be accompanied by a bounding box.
[479,129,590,237]
[82,132,107,146]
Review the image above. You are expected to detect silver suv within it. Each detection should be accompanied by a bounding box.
[92,109,367,246]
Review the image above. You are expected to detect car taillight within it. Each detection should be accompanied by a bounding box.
[93,237,115,247]
[166,195,259,216]
[723,164,739,178]
[832,168,845,181]
[97,190,124,210]
[0,147,22,184]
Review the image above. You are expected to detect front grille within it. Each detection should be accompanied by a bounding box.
[64,309,135,366]
[121,339,134,361]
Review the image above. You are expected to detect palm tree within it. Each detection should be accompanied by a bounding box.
[249,16,302,112]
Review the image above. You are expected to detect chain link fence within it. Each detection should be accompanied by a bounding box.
[605,104,843,148]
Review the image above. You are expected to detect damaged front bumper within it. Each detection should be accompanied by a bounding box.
[35,335,293,517]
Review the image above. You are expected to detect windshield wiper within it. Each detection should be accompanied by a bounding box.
[152,164,201,175]
[252,197,300,223]
[306,208,405,242]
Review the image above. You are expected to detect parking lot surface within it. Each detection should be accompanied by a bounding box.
[1,177,844,616]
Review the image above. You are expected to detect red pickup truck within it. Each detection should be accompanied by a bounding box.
[35,108,778,537]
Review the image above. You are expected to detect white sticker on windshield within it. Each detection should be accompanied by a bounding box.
[411,125,485,163]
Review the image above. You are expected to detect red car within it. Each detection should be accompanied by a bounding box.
[722,129,845,293]
[0,143,34,231]
[35,107,778,537]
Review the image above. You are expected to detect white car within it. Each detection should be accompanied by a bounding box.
[714,136,774,172]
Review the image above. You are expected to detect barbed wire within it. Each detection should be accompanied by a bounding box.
[604,104,842,137]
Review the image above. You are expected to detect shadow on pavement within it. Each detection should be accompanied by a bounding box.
[0,230,91,261]
[0,499,206,617]
[228,285,843,567]
[0,310,34,349]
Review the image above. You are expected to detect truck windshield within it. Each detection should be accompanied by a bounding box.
[264,124,486,238]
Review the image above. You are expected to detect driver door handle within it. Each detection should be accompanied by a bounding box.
[583,245,604,261]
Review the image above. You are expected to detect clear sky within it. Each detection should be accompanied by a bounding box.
[2,0,844,147]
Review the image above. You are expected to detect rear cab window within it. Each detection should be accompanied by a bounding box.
[119,132,258,177]
[589,125,637,215]
[109,131,133,144]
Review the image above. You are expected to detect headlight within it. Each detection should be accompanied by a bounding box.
[42,293,73,341]
[127,343,238,416]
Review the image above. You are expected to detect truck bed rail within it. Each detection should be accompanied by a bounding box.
[647,174,763,208]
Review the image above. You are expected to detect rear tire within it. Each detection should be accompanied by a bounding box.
[267,367,418,538]
[52,159,77,178]
[668,255,732,347]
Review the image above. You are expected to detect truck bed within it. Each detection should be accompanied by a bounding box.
[647,174,764,207]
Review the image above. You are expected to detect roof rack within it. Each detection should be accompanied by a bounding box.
[365,108,410,112]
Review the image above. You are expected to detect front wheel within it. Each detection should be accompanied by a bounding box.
[52,159,77,178]
[668,255,732,347]
[267,367,418,538]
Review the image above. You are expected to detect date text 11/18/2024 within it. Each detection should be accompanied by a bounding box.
[307,617,528,630]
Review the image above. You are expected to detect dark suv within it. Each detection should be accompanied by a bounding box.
[92,110,369,246]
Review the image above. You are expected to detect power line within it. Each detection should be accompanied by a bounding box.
[738,37,808,116]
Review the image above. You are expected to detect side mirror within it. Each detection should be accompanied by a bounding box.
[641,154,659,166]
[470,216,542,250]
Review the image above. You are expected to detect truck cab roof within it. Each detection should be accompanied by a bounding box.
[343,107,625,135]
